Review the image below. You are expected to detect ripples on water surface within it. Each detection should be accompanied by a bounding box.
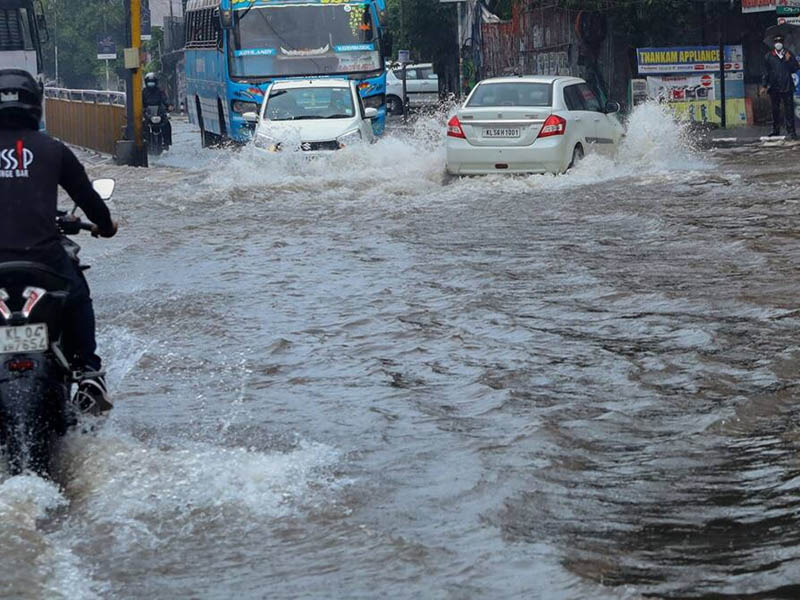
[3,104,800,599]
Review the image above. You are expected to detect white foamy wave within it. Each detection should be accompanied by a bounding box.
[96,326,148,393]
[616,101,706,172]
[60,427,343,527]
[153,101,707,203]
[0,475,104,600]
[0,473,67,524]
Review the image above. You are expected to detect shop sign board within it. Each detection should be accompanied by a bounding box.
[636,46,744,75]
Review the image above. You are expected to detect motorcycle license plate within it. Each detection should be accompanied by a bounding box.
[0,324,49,354]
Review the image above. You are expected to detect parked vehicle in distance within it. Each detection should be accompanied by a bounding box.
[446,75,625,175]
[385,62,439,115]
[245,79,376,154]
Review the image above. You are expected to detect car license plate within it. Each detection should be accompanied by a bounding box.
[0,324,49,354]
[484,128,521,138]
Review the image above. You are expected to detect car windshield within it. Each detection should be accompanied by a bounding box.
[230,3,382,78]
[264,87,355,121]
[467,82,552,107]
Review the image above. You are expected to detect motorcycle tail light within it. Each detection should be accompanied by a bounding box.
[8,359,35,372]
[21,287,46,319]
[0,289,10,321]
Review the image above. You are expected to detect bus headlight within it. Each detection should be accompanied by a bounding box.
[337,130,362,148]
[363,94,385,110]
[232,101,259,115]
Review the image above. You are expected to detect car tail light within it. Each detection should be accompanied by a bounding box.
[538,114,567,138]
[447,115,466,139]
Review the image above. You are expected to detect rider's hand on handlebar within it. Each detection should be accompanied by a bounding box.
[91,220,118,239]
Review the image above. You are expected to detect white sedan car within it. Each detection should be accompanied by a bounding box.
[244,79,376,153]
[446,75,624,175]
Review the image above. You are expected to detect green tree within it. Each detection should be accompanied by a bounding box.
[41,0,126,89]
[387,0,457,77]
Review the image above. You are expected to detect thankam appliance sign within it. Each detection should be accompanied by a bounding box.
[636,46,744,75]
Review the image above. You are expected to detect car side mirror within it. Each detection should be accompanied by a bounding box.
[242,111,259,123]
[92,178,116,200]
[364,107,378,119]
[605,101,621,114]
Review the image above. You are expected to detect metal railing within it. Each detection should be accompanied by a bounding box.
[43,87,126,156]
[44,87,126,106]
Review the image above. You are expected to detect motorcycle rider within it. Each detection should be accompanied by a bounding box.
[142,72,173,149]
[0,68,118,414]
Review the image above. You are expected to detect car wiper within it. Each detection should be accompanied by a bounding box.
[291,115,325,120]
[326,114,351,119]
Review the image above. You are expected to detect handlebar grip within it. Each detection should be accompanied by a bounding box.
[79,221,94,231]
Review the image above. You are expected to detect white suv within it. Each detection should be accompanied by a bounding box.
[385,63,440,115]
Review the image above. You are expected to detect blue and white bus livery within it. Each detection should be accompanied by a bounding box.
[184,0,391,147]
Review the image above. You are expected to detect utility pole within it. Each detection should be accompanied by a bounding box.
[53,0,58,84]
[118,0,147,166]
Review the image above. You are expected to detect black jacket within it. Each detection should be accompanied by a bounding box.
[142,86,169,111]
[0,128,113,264]
[762,49,799,94]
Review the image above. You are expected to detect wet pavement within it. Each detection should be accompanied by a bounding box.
[2,104,800,599]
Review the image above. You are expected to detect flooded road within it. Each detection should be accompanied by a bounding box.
[3,104,800,599]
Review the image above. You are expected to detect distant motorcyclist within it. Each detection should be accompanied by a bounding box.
[142,72,173,148]
[0,68,118,414]
[761,34,799,140]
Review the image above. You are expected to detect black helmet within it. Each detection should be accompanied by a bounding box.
[0,68,42,129]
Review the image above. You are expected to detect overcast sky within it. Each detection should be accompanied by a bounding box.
[150,0,183,24]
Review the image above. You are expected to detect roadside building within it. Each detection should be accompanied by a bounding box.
[474,0,782,127]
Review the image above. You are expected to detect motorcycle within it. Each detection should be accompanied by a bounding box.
[0,179,115,478]
[144,105,168,156]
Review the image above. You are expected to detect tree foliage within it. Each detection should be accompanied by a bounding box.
[386,0,456,66]
[40,0,127,89]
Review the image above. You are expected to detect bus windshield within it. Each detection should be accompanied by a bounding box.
[0,7,35,51]
[230,3,382,78]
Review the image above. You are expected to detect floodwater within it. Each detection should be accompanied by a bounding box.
[3,104,800,599]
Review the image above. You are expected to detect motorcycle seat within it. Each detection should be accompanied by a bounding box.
[0,261,71,292]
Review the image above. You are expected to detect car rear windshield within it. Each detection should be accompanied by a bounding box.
[466,82,552,107]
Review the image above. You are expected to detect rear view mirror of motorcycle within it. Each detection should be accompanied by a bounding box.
[92,178,116,200]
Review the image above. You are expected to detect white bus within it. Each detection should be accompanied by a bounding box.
[0,0,46,77]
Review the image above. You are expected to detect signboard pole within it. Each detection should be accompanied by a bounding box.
[398,49,410,123]
[719,3,726,128]
[457,1,463,97]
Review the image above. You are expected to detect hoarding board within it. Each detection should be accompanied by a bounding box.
[743,0,775,13]
[97,35,116,60]
[636,46,744,75]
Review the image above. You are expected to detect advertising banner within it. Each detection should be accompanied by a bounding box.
[636,46,744,75]
[743,0,775,12]
[646,75,747,125]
